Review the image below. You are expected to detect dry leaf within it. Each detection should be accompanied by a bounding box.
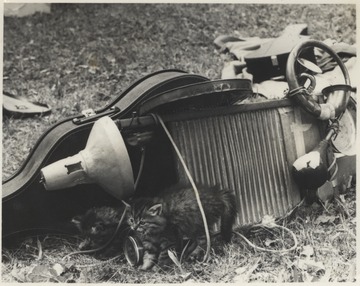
[297,244,326,281]
[339,194,346,203]
[36,237,43,260]
[264,238,279,247]
[298,259,325,274]
[300,245,314,259]
[320,268,332,282]
[168,249,181,268]
[180,272,192,281]
[261,215,276,227]
[27,265,52,283]
[314,214,337,225]
[233,258,260,283]
[50,263,65,276]
[11,267,28,282]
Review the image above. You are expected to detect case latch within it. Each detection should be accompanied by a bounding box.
[81,109,96,117]
[72,106,119,124]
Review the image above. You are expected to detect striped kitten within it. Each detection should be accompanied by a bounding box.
[72,206,127,253]
[127,197,183,270]
[127,185,237,270]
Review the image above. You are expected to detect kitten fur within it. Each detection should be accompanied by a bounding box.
[127,197,183,270]
[127,185,237,270]
[72,206,126,252]
[155,185,237,242]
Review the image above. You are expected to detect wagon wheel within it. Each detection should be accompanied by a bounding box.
[286,39,352,120]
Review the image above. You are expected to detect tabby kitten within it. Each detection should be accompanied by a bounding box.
[127,185,237,270]
[72,206,127,252]
[127,197,183,270]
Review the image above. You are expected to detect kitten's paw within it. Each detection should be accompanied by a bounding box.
[78,238,92,250]
[140,252,156,270]
[187,246,204,262]
[139,264,153,271]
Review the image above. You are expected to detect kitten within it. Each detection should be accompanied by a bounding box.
[72,206,127,252]
[156,185,237,243]
[127,197,183,270]
[127,185,237,270]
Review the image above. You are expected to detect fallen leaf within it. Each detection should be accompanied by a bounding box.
[168,249,181,268]
[300,245,314,259]
[339,194,346,203]
[233,258,260,283]
[292,265,301,282]
[298,259,325,274]
[317,181,334,202]
[11,267,27,282]
[261,215,276,227]
[314,214,337,225]
[180,272,192,281]
[320,268,332,282]
[36,237,43,260]
[88,66,98,74]
[27,265,52,283]
[183,278,196,284]
[264,238,279,247]
[297,244,326,280]
[276,268,289,283]
[50,263,65,276]
[302,271,313,282]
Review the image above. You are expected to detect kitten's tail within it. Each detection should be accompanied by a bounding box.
[220,189,237,243]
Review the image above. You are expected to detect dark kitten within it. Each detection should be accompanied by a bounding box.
[72,206,127,252]
[127,197,183,270]
[128,185,237,270]
[156,185,237,246]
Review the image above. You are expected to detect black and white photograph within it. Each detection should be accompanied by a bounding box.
[2,2,357,283]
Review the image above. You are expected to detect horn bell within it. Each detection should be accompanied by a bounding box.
[40,116,134,200]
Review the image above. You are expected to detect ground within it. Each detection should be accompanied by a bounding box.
[2,3,356,283]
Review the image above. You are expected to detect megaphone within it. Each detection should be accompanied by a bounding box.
[40,116,134,200]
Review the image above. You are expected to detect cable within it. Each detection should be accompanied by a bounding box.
[62,201,130,260]
[63,145,146,260]
[154,113,211,263]
[134,147,146,191]
[234,224,298,254]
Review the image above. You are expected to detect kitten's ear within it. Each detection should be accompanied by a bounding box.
[147,204,163,216]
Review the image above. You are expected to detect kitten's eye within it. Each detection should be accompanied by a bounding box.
[128,218,134,224]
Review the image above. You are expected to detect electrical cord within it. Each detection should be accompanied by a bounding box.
[134,147,146,190]
[62,201,130,260]
[154,113,211,263]
[63,144,147,260]
[234,223,298,253]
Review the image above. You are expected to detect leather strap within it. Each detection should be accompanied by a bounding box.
[138,78,253,115]
[112,70,208,116]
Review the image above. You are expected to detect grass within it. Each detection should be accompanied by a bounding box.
[2,3,356,283]
[1,187,356,283]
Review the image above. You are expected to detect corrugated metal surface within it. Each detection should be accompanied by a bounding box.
[169,108,301,227]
